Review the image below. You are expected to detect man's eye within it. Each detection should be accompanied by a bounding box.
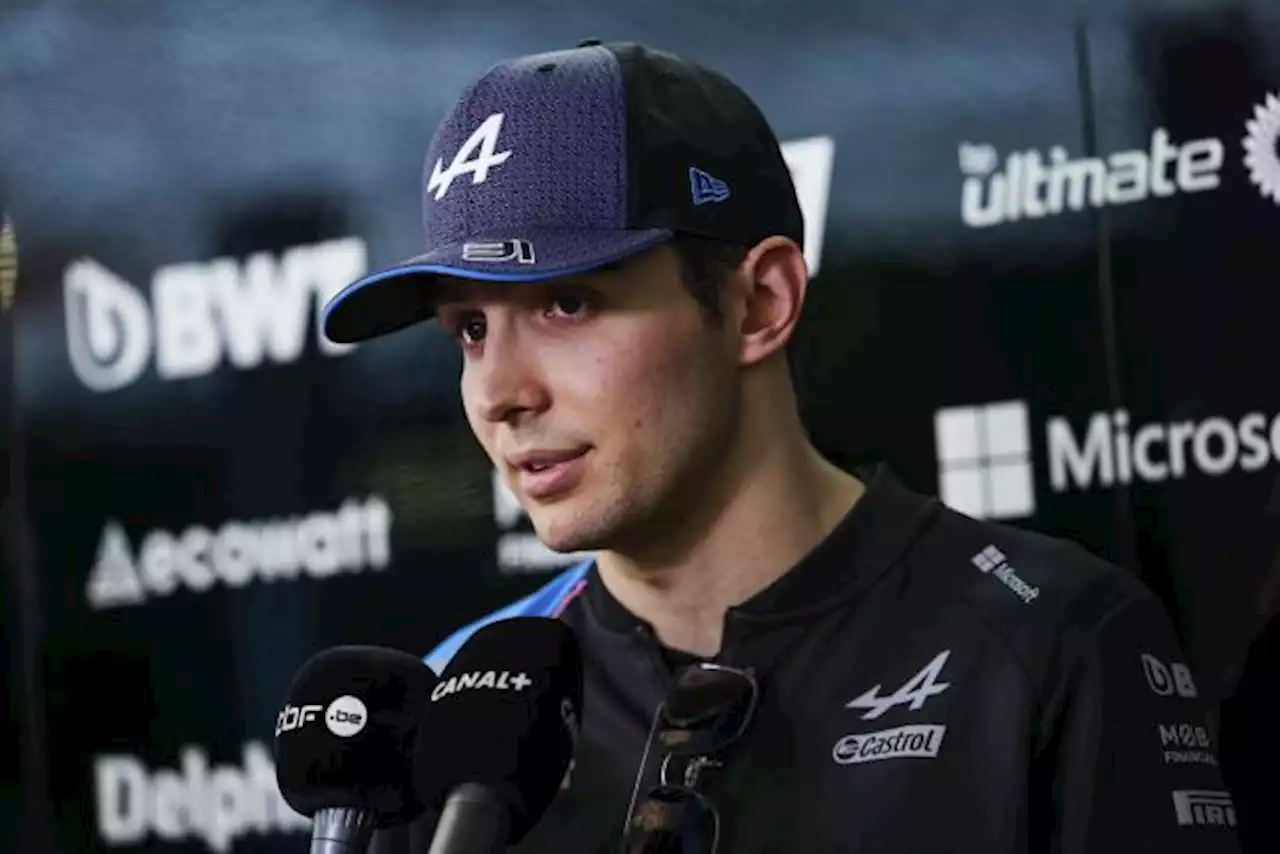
[457,317,486,344]
[548,294,590,317]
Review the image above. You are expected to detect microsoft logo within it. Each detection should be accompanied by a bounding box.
[934,401,1036,520]
[934,399,1280,521]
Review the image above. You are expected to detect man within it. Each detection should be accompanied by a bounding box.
[323,40,1241,853]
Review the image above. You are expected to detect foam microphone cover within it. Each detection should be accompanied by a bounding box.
[412,617,583,843]
[274,645,437,825]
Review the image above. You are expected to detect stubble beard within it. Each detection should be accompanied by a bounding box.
[543,385,743,563]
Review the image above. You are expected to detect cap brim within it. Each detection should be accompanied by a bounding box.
[321,227,673,344]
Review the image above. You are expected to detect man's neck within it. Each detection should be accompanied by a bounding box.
[594,433,865,658]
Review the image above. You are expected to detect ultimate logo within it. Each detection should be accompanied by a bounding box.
[0,213,16,312]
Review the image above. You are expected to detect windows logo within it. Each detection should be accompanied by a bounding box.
[934,401,1036,520]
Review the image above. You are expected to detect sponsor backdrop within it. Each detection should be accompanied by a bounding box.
[1,0,1278,852]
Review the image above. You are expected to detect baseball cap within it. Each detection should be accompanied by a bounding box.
[321,40,804,344]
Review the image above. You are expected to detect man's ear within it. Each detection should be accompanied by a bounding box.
[734,236,809,368]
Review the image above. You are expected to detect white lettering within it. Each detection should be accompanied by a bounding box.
[274,704,323,736]
[832,724,947,765]
[154,260,224,380]
[429,670,534,702]
[962,130,1225,228]
[1172,790,1236,827]
[216,251,309,370]
[1239,413,1271,471]
[96,755,150,845]
[1047,411,1280,492]
[65,239,367,393]
[86,497,393,610]
[1048,412,1114,490]
[94,743,308,853]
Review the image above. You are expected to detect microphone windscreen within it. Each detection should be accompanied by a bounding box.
[412,617,583,843]
[274,645,437,825]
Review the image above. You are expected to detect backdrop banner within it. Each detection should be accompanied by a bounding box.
[1,2,1278,852]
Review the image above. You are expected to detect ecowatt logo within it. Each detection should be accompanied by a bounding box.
[86,496,393,609]
[934,401,1280,520]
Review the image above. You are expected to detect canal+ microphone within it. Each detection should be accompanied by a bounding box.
[414,617,583,854]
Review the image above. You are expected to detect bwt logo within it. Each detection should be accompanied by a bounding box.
[64,237,366,392]
[934,400,1280,520]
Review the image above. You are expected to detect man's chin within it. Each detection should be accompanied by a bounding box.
[531,519,609,556]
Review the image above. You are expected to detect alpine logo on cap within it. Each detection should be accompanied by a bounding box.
[428,113,514,201]
[689,167,730,205]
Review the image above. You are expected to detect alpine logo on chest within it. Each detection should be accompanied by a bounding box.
[832,651,953,766]
[846,650,952,720]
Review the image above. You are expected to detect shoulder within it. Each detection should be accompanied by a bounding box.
[422,560,593,675]
[913,505,1168,667]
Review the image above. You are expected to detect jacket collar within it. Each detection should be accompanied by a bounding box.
[583,463,939,636]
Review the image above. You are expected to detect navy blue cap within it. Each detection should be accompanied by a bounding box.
[321,41,803,344]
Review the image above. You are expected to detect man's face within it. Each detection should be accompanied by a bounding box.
[435,245,741,555]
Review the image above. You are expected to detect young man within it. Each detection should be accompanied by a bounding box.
[323,40,1241,854]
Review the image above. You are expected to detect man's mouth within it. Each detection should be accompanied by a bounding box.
[509,447,589,471]
[509,447,591,500]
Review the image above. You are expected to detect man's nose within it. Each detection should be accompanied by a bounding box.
[469,332,549,425]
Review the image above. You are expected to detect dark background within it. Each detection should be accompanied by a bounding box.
[2,0,1279,852]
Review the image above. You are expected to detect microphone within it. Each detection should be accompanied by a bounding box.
[274,646,438,854]
[413,617,583,854]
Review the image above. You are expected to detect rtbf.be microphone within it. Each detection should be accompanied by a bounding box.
[274,646,438,854]
[414,617,584,854]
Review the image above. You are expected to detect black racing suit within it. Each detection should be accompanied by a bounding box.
[381,464,1242,853]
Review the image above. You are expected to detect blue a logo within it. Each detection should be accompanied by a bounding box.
[689,167,731,205]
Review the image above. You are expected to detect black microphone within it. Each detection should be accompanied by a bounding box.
[413,617,583,854]
[274,646,438,854]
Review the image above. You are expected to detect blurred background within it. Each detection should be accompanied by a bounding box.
[3,0,1280,851]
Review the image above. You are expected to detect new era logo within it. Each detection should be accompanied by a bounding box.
[934,401,1035,520]
[689,167,730,205]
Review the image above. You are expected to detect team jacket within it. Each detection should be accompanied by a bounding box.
[379,464,1242,853]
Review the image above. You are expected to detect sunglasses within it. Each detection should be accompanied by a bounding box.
[620,662,761,854]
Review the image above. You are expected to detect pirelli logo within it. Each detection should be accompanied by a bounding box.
[1172,789,1236,828]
